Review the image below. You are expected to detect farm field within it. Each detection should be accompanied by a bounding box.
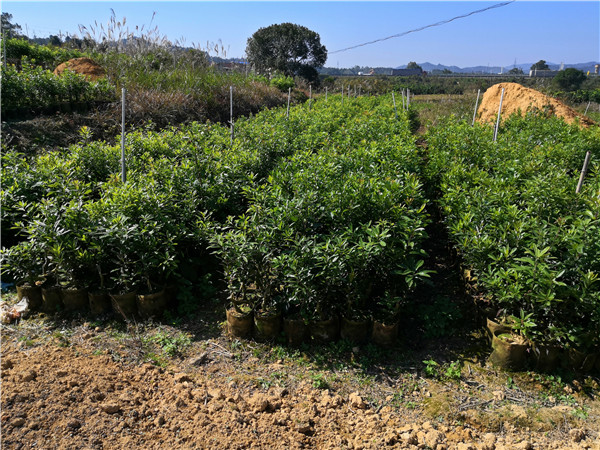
[2,89,600,449]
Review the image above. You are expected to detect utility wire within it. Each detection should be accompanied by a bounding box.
[330,0,516,55]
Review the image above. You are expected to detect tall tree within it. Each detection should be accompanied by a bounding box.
[406,61,422,70]
[246,23,327,82]
[530,60,550,71]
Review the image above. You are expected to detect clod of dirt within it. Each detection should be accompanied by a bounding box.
[348,391,366,409]
[53,57,106,81]
[569,428,585,442]
[100,403,121,414]
[477,82,595,128]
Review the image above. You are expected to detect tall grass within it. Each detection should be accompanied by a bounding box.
[76,10,287,127]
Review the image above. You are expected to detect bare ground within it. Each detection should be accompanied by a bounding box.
[1,302,599,450]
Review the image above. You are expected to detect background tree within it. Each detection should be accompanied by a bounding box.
[508,67,524,74]
[246,23,327,83]
[530,60,550,71]
[406,61,422,70]
[553,68,586,91]
[48,35,62,47]
[1,13,24,39]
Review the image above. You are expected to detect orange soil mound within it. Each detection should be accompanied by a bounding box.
[477,82,595,128]
[53,57,106,81]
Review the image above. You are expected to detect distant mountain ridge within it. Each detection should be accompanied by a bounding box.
[397,61,600,74]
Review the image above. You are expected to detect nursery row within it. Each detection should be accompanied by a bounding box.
[4,37,85,68]
[2,95,427,327]
[425,112,600,357]
[1,62,115,113]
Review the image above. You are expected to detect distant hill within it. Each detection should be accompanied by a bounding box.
[397,61,600,74]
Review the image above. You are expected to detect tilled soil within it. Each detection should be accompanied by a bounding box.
[1,312,599,450]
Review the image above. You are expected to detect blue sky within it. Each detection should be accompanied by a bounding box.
[3,1,599,68]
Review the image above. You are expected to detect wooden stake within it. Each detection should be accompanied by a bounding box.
[286,87,291,119]
[392,92,398,119]
[309,85,312,111]
[584,101,591,116]
[576,151,591,194]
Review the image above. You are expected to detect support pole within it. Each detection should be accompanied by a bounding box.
[576,151,592,194]
[392,92,398,119]
[493,87,505,142]
[472,89,481,126]
[309,85,312,111]
[121,88,126,183]
[230,86,234,144]
[286,87,291,119]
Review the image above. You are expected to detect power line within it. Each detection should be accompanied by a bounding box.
[329,0,516,55]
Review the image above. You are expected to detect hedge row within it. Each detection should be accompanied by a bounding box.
[425,112,600,350]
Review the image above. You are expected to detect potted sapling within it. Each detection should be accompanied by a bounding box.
[209,224,255,338]
[0,241,44,310]
[249,229,285,342]
[372,291,401,347]
[136,232,178,319]
[280,244,316,346]
[56,244,92,311]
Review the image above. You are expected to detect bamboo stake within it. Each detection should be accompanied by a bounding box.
[286,87,291,119]
[584,101,591,116]
[493,88,505,142]
[576,151,591,194]
[392,92,398,119]
[309,85,312,111]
